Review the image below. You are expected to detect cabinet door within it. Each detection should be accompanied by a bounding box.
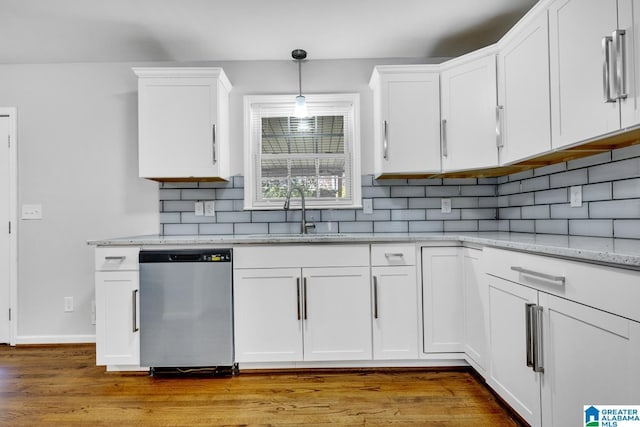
[95,271,140,366]
[371,266,419,360]
[540,292,640,427]
[372,70,441,176]
[233,268,303,363]
[498,11,552,164]
[619,0,640,128]
[462,248,488,374]
[303,267,372,361]
[549,0,620,148]
[441,54,498,171]
[137,73,228,179]
[422,247,464,353]
[487,276,541,427]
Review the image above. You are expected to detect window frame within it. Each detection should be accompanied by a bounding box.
[243,93,362,210]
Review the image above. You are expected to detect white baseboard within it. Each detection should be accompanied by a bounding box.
[15,334,96,345]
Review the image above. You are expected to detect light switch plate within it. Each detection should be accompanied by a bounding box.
[22,204,43,220]
[194,201,204,216]
[570,186,582,207]
[441,198,452,213]
[362,199,373,215]
[204,201,215,217]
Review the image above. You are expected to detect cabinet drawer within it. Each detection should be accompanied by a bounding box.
[371,244,416,266]
[95,247,140,271]
[484,247,640,323]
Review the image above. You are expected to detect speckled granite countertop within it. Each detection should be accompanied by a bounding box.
[88,232,640,269]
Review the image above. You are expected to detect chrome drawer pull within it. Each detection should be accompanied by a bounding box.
[105,256,126,262]
[511,266,565,286]
[384,253,404,258]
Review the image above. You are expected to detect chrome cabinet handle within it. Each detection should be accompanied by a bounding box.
[602,36,616,103]
[384,253,404,258]
[212,124,217,164]
[132,289,139,333]
[373,276,379,319]
[383,120,389,161]
[495,105,504,149]
[441,119,448,157]
[303,277,308,320]
[511,266,565,286]
[105,256,125,262]
[613,29,627,100]
[532,305,544,373]
[296,278,301,321]
[525,303,535,368]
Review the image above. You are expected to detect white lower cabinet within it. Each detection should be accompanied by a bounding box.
[94,247,141,368]
[233,245,372,364]
[303,267,372,361]
[461,247,488,374]
[371,244,419,360]
[233,268,303,363]
[95,271,140,366]
[422,247,464,353]
[540,293,640,427]
[487,275,542,427]
[486,246,640,427]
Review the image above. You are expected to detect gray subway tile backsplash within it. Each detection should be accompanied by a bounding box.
[159,145,640,239]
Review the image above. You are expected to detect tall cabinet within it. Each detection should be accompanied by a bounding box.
[369,65,442,178]
[133,67,232,181]
[549,0,640,148]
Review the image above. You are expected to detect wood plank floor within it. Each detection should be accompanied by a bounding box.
[0,344,524,426]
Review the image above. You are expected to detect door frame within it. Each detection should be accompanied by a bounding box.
[1,107,18,345]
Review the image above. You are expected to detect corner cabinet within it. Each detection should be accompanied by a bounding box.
[440,47,499,172]
[485,247,640,427]
[369,65,442,178]
[133,67,232,181]
[548,0,640,148]
[497,8,552,165]
[421,247,464,353]
[94,247,140,367]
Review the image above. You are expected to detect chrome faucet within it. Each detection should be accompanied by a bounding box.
[283,186,315,234]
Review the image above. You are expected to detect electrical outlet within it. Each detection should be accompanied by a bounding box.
[570,186,583,207]
[194,201,204,216]
[64,297,74,313]
[441,198,452,213]
[204,201,215,217]
[362,199,373,215]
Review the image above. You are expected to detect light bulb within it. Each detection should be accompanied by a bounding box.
[294,95,308,118]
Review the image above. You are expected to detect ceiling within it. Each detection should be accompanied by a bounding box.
[0,0,539,64]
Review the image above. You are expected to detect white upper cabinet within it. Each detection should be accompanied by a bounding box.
[133,67,232,181]
[497,9,552,165]
[619,0,640,128]
[440,48,499,172]
[369,66,442,177]
[548,0,637,148]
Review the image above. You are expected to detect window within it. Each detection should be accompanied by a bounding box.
[244,94,361,210]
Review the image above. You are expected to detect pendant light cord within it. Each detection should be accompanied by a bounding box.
[297,59,303,97]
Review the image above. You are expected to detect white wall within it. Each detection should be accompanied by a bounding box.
[0,63,158,341]
[0,57,430,341]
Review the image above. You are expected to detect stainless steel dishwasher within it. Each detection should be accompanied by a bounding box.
[138,249,236,376]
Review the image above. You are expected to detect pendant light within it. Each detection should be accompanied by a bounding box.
[292,49,309,118]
